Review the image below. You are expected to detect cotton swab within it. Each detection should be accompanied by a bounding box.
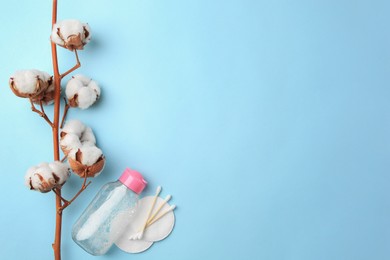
[146,195,172,226]
[147,205,176,227]
[129,186,161,240]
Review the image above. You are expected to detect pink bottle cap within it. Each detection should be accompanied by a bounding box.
[119,168,147,194]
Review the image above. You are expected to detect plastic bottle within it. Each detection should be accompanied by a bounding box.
[72,168,147,255]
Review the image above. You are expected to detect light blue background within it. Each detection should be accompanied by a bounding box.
[1,0,389,259]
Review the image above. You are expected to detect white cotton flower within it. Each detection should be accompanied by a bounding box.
[81,127,96,145]
[24,165,39,189]
[60,120,97,155]
[60,133,82,155]
[69,146,103,166]
[60,120,104,177]
[51,19,91,51]
[9,69,52,98]
[25,161,70,193]
[61,119,86,138]
[28,163,54,192]
[31,78,56,105]
[48,161,71,185]
[68,145,105,178]
[66,74,101,109]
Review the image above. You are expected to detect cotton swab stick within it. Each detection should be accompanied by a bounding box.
[146,195,172,226]
[146,205,176,227]
[129,186,161,240]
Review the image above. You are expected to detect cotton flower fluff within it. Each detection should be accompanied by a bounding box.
[61,119,87,137]
[25,161,70,193]
[60,119,105,177]
[60,120,96,155]
[51,19,91,51]
[31,82,56,105]
[66,74,100,109]
[68,145,105,178]
[9,69,52,99]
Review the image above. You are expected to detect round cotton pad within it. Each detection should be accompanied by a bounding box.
[115,235,153,253]
[112,211,154,254]
[115,195,176,253]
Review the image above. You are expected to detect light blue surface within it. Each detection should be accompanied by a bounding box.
[1,0,390,259]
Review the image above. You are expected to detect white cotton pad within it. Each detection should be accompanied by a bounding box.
[114,196,175,253]
[115,237,153,254]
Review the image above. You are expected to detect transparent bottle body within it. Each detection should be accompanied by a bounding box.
[72,180,138,255]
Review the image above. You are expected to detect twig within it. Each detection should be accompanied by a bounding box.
[60,97,70,128]
[52,188,68,205]
[29,98,53,127]
[58,170,91,212]
[60,50,80,79]
[60,155,67,162]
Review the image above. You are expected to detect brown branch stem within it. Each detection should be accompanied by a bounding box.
[60,98,70,129]
[52,188,68,205]
[60,50,80,79]
[51,1,83,259]
[51,1,62,259]
[60,155,67,162]
[59,172,91,213]
[29,98,53,127]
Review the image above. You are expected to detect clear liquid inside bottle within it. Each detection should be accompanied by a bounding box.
[72,181,138,255]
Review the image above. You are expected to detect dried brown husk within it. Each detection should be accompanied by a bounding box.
[9,75,49,98]
[31,78,56,105]
[30,172,59,193]
[59,132,73,156]
[68,149,105,178]
[56,26,90,51]
[60,132,87,156]
[68,93,79,107]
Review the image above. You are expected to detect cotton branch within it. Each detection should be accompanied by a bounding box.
[58,170,91,213]
[29,98,53,127]
[60,97,70,128]
[7,4,97,259]
[61,50,80,79]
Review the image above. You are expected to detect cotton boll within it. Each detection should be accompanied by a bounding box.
[81,141,96,147]
[66,75,100,109]
[60,120,99,157]
[77,87,99,109]
[26,163,56,193]
[9,69,50,98]
[24,165,39,189]
[51,19,91,51]
[60,133,82,155]
[36,163,56,181]
[88,80,101,98]
[61,119,86,138]
[80,127,96,145]
[25,162,71,192]
[36,162,50,168]
[60,120,103,178]
[65,76,83,98]
[10,70,41,94]
[83,23,92,43]
[68,146,103,166]
[72,74,92,86]
[68,145,105,178]
[31,79,56,105]
[38,71,52,82]
[57,20,84,39]
[48,161,70,185]
[31,168,55,193]
[79,146,103,166]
